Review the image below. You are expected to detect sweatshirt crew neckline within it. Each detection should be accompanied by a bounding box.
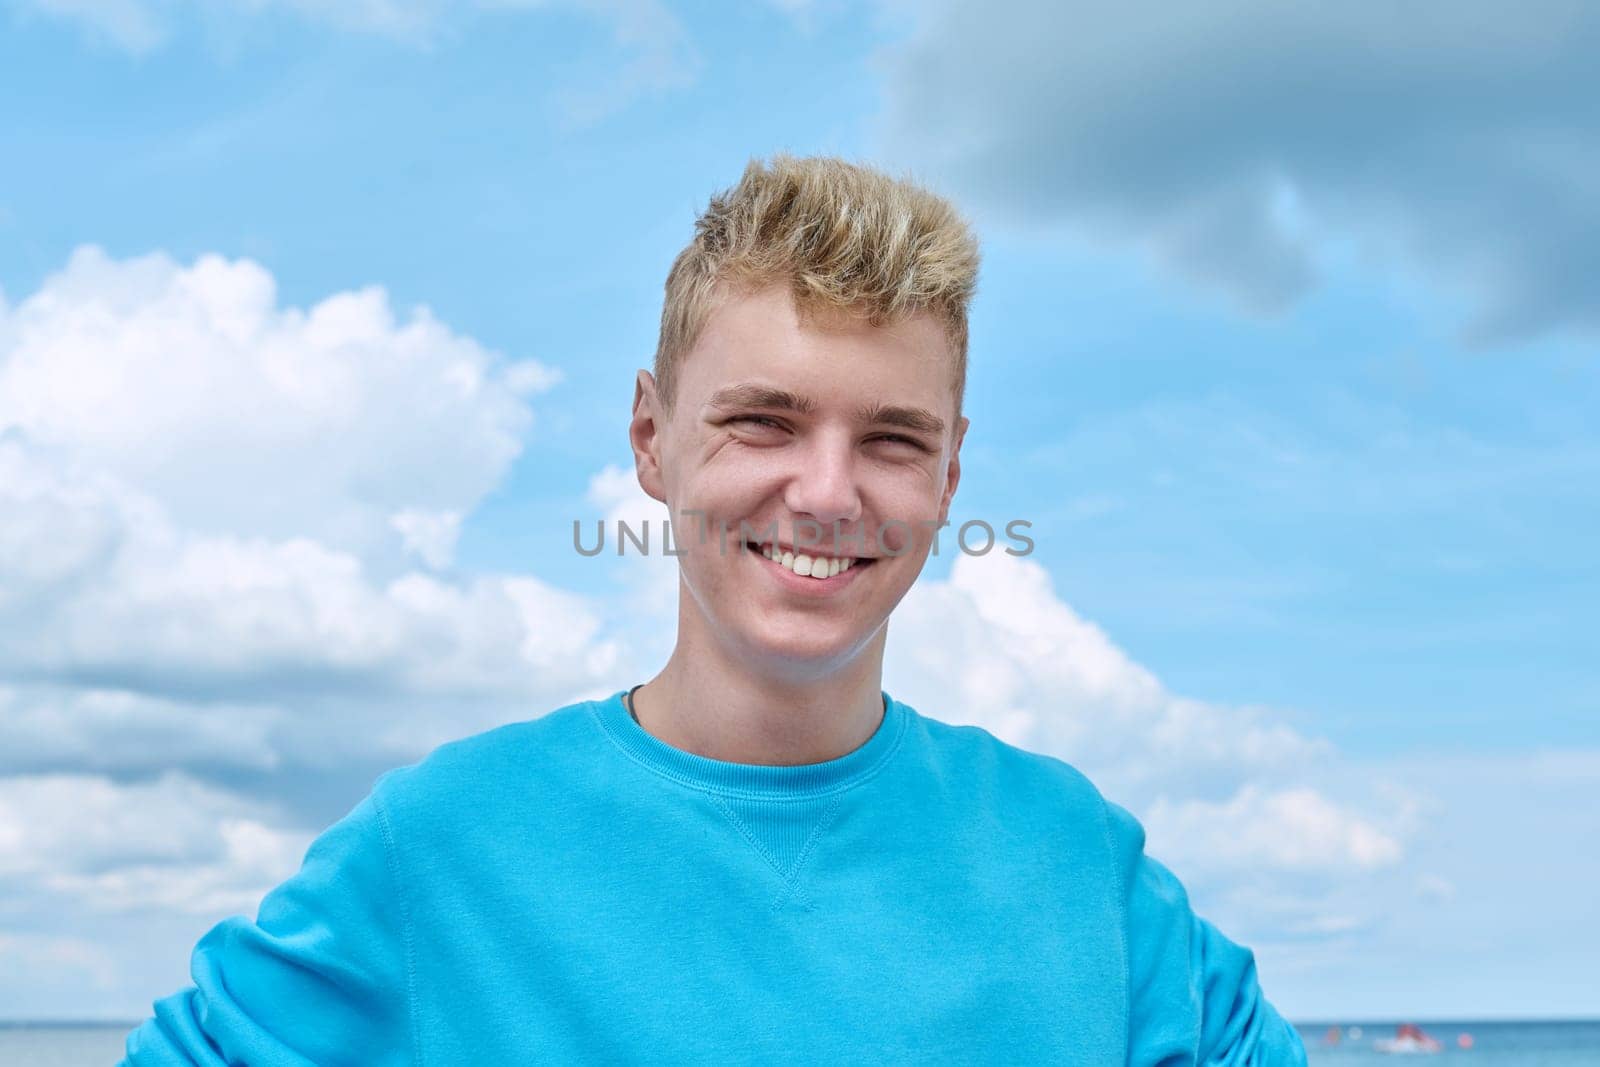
[592,687,908,799]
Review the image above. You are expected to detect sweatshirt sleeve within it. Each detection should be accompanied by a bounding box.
[1105,798,1307,1067]
[120,785,416,1066]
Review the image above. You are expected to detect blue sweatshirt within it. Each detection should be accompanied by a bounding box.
[123,688,1308,1065]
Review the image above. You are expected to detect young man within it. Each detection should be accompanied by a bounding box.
[124,155,1308,1064]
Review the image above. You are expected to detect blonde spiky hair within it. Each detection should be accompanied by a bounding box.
[653,153,981,420]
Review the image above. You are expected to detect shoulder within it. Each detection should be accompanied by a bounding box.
[896,697,1114,825]
[368,695,607,821]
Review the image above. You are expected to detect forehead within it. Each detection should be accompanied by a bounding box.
[677,283,955,415]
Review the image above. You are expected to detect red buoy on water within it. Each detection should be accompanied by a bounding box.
[1458,1032,1474,1049]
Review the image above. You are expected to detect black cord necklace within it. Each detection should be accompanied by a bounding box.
[624,683,643,725]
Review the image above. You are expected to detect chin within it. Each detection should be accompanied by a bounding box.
[740,626,866,674]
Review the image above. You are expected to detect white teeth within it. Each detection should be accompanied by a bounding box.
[757,545,858,579]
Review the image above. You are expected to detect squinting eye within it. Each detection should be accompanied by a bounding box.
[732,415,784,429]
[874,434,927,450]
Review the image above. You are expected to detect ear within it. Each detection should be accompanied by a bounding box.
[937,415,969,524]
[630,370,669,505]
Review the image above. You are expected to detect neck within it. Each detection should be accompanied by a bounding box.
[632,600,889,766]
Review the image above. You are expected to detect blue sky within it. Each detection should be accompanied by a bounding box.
[1,0,1596,1023]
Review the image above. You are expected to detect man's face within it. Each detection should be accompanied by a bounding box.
[631,282,967,679]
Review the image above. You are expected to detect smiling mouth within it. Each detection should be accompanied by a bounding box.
[747,542,875,580]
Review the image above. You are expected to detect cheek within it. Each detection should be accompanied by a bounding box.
[671,467,775,556]
[877,520,915,557]
[684,453,783,511]
[865,471,946,543]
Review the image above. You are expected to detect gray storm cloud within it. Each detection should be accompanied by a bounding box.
[875,0,1600,344]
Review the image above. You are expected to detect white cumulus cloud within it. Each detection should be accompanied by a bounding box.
[0,245,556,564]
[0,247,624,780]
[0,772,312,915]
[1143,783,1404,875]
[889,551,1333,801]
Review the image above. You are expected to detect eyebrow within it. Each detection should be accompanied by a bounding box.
[705,383,946,437]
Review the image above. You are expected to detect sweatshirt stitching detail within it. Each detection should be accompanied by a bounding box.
[373,790,423,1067]
[709,795,786,877]
[769,793,844,912]
[709,795,814,909]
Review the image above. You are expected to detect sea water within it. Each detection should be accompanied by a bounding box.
[2,1019,1596,1065]
[0,1024,129,1066]
[1298,1019,1600,1065]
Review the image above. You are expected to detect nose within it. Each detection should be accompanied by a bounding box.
[782,429,862,529]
